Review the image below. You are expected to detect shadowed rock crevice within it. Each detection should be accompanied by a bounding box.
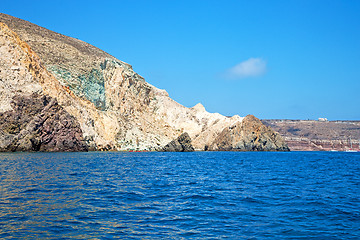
[162,133,195,152]
[0,93,88,152]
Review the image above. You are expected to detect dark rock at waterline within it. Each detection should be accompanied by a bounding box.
[0,93,88,152]
[162,132,194,152]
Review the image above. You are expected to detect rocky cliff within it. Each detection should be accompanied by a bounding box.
[0,13,288,152]
[0,93,87,151]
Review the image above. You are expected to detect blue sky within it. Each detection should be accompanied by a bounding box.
[2,0,360,120]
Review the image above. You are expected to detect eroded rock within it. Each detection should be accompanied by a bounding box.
[0,93,88,152]
[209,115,289,151]
[162,133,194,152]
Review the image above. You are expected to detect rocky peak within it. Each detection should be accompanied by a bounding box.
[191,103,206,112]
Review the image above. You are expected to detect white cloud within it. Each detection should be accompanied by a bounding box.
[223,58,267,80]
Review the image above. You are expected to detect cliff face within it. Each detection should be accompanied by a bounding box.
[0,13,288,152]
[0,93,87,152]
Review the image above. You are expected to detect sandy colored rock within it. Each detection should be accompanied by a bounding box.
[209,115,290,151]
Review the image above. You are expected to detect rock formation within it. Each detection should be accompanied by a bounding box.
[0,93,87,152]
[0,13,289,152]
[209,115,289,151]
[162,133,194,152]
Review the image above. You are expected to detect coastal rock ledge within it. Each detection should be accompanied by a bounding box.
[162,133,195,152]
[209,115,290,151]
[0,13,289,152]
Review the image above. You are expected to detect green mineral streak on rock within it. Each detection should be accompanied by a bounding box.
[80,69,106,110]
[47,65,106,110]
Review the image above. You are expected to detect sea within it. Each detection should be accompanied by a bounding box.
[0,151,359,239]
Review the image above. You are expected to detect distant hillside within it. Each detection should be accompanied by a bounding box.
[263,119,360,151]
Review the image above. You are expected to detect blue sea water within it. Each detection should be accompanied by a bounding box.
[0,151,359,239]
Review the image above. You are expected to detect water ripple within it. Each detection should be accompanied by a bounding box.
[0,151,359,239]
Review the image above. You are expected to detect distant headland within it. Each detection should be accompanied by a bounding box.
[263,119,360,151]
